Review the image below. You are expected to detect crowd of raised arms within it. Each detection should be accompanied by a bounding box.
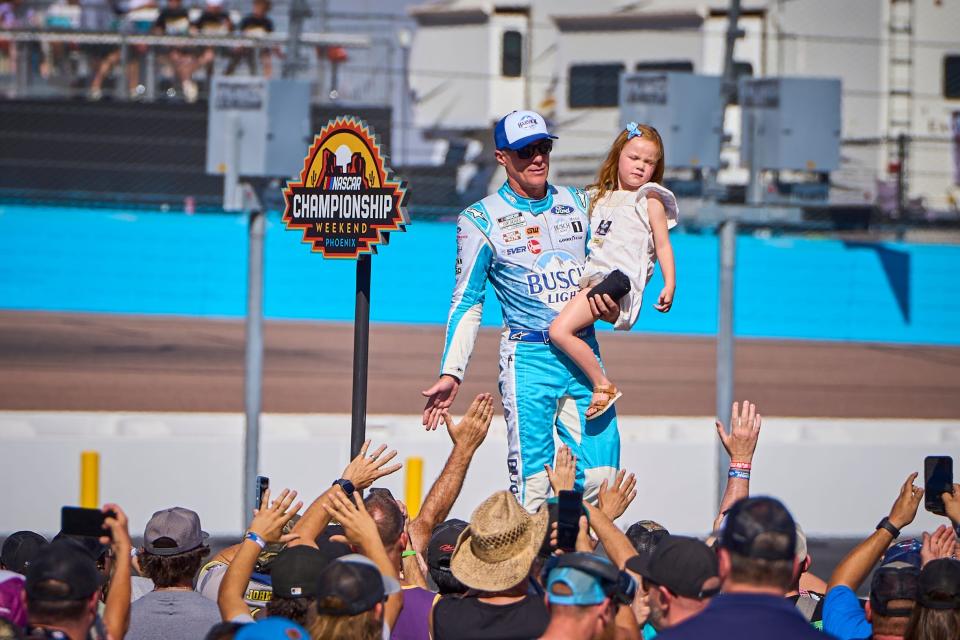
[1,397,958,640]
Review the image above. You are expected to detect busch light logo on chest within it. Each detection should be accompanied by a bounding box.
[525,251,583,309]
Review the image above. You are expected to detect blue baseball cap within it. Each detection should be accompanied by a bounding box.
[494,110,558,151]
[546,566,608,606]
[235,617,308,640]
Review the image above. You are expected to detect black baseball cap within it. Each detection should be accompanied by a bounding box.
[869,561,919,617]
[314,555,399,617]
[719,496,796,561]
[270,546,329,599]
[917,558,960,610]
[25,540,105,601]
[626,536,720,600]
[427,519,468,573]
[1,531,48,574]
[52,531,109,562]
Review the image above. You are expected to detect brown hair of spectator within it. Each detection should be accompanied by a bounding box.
[266,596,314,626]
[903,606,960,640]
[307,608,382,640]
[364,490,404,546]
[26,591,92,626]
[727,551,795,591]
[138,546,210,588]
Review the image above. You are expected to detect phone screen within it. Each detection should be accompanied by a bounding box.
[255,475,270,510]
[924,456,953,515]
[61,507,113,539]
[557,490,582,552]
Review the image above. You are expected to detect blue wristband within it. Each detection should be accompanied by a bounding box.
[728,469,751,480]
[245,531,266,549]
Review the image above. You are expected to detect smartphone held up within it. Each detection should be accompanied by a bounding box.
[924,456,954,516]
[61,506,116,539]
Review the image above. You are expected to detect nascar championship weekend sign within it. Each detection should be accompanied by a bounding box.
[283,117,408,258]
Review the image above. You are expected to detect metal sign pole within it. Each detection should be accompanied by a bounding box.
[716,219,736,505]
[242,201,265,523]
[351,254,372,459]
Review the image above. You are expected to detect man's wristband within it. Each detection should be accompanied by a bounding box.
[729,462,752,470]
[728,468,751,480]
[245,531,267,549]
[876,517,901,539]
[401,550,418,558]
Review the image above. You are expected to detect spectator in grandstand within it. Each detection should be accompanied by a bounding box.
[88,0,158,99]
[655,496,822,639]
[224,0,274,78]
[625,535,720,636]
[24,504,132,640]
[823,473,928,640]
[127,506,220,640]
[151,0,197,101]
[904,558,960,640]
[314,490,404,638]
[191,0,232,88]
[540,552,636,640]
[434,490,551,640]
[786,524,828,628]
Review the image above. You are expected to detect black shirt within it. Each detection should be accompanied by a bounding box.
[238,15,272,36]
[433,593,549,640]
[153,8,190,34]
[193,10,231,34]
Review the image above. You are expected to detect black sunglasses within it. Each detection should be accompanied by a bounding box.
[515,139,553,160]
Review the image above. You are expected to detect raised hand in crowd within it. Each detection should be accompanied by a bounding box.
[323,490,404,629]
[290,440,401,548]
[598,469,637,521]
[218,488,302,622]
[408,393,494,554]
[828,472,924,592]
[920,524,958,566]
[342,439,403,491]
[712,400,762,533]
[942,482,960,526]
[99,503,133,640]
[545,444,577,494]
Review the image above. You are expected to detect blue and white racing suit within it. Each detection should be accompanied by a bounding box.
[440,181,620,512]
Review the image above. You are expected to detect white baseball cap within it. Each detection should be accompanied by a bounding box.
[494,110,558,151]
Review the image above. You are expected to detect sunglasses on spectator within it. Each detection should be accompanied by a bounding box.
[515,140,553,159]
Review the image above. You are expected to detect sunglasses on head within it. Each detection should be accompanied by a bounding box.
[515,139,553,160]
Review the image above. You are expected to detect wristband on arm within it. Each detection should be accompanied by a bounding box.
[876,517,901,539]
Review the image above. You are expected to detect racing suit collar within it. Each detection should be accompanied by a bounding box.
[497,181,556,215]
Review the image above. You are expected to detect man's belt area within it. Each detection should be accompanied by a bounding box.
[507,326,595,343]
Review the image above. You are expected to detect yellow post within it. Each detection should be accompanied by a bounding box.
[405,457,424,519]
[80,451,100,508]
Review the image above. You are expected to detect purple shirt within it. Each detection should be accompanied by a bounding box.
[0,570,27,628]
[392,586,436,640]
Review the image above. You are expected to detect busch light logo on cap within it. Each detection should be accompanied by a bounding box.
[517,114,538,129]
[525,250,583,309]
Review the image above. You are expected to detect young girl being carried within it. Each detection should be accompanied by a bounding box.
[548,122,678,420]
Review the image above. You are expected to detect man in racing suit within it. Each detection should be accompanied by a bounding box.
[422,110,621,512]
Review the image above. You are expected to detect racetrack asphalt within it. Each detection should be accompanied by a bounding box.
[1,311,959,418]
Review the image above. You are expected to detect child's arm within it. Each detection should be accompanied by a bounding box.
[647,195,675,313]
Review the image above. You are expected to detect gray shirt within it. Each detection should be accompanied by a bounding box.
[126,590,222,640]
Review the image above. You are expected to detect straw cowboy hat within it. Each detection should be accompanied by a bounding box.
[450,491,549,592]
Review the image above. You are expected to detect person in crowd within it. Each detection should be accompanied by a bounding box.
[435,490,551,640]
[540,552,636,640]
[904,558,960,640]
[191,0,232,84]
[422,109,623,512]
[786,524,828,628]
[625,535,720,636]
[151,0,197,101]
[655,496,824,639]
[23,504,132,640]
[1,532,48,577]
[127,506,220,640]
[823,473,931,640]
[225,0,274,77]
[426,519,469,596]
[88,0,158,99]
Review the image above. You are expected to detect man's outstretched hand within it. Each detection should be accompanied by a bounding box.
[889,472,924,530]
[422,374,461,430]
[715,400,761,464]
[341,440,403,491]
[441,392,493,454]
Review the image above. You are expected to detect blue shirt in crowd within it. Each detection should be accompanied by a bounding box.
[822,586,871,640]
[656,592,834,640]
